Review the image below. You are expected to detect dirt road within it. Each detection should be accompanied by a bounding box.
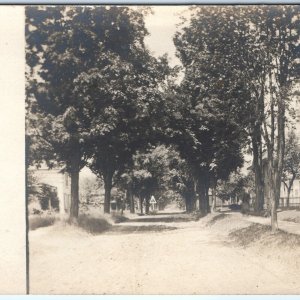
[29,212,300,294]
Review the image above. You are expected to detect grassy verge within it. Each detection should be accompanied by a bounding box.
[76,214,112,234]
[29,214,57,231]
[229,223,300,249]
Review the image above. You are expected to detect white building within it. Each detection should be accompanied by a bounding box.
[30,165,71,215]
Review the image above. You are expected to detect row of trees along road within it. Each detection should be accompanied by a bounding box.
[26,6,300,231]
[174,6,300,231]
[26,6,173,220]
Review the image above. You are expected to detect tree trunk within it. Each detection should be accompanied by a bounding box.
[270,90,285,231]
[186,194,195,212]
[205,182,210,213]
[127,181,135,213]
[211,181,217,212]
[197,179,207,215]
[185,197,191,212]
[145,197,150,214]
[103,172,113,214]
[287,185,292,208]
[270,195,278,231]
[252,131,264,213]
[139,195,143,215]
[130,193,135,214]
[185,182,196,212]
[270,178,278,231]
[69,142,81,222]
[70,170,79,222]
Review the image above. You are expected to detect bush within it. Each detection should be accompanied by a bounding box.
[29,214,56,230]
[77,214,111,234]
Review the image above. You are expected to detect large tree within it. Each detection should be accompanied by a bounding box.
[73,34,172,213]
[246,6,300,230]
[174,6,300,229]
[173,7,246,214]
[25,6,156,219]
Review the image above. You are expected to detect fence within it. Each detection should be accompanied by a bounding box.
[279,197,300,208]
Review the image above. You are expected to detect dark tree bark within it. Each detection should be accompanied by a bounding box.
[139,195,143,214]
[103,171,113,214]
[145,197,150,214]
[185,194,195,212]
[252,132,264,213]
[69,138,81,222]
[197,179,208,215]
[204,182,210,213]
[70,170,79,221]
[211,179,217,212]
[128,180,135,213]
[184,180,196,212]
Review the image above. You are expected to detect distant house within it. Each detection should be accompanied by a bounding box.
[280,179,300,207]
[30,165,71,215]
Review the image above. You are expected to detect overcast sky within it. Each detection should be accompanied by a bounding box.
[144,6,189,67]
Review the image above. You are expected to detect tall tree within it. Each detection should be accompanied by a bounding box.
[25,6,156,219]
[174,6,300,229]
[249,6,300,230]
[74,32,172,213]
[173,7,246,214]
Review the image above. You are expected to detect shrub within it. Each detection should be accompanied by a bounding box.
[29,214,56,230]
[77,214,111,234]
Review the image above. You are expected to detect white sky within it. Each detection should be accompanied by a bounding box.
[144,6,189,67]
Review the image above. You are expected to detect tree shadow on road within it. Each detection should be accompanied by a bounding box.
[154,211,186,216]
[127,216,197,223]
[104,224,177,235]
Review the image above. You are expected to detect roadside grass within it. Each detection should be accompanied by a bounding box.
[29,214,57,231]
[229,223,300,249]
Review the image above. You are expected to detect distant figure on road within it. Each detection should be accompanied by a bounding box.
[150,195,157,212]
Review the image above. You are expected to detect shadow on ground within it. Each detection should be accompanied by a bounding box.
[126,212,200,224]
[104,224,177,235]
[206,213,230,227]
[75,214,178,235]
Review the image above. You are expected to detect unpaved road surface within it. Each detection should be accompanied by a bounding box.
[29,212,300,294]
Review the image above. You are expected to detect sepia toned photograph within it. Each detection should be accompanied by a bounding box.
[25,4,300,294]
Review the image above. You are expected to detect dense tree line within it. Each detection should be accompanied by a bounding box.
[26,6,300,231]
